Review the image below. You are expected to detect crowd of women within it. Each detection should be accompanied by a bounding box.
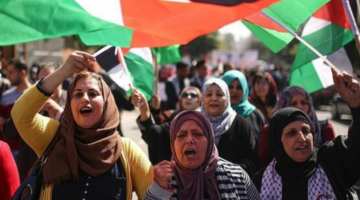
[2,50,360,200]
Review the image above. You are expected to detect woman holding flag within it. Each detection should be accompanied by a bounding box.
[11,51,153,200]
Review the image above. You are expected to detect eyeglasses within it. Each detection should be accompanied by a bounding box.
[182,92,198,99]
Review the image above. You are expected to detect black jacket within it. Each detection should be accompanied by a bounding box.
[253,107,360,200]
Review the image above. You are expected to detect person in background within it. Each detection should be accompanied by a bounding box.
[0,61,11,102]
[144,111,261,200]
[152,86,202,124]
[249,71,278,122]
[190,59,209,91]
[29,63,40,84]
[201,78,259,177]
[258,86,336,168]
[222,62,235,75]
[2,62,67,181]
[11,51,153,200]
[222,70,266,141]
[0,140,19,200]
[165,62,190,110]
[132,86,201,164]
[253,69,360,199]
[0,59,31,157]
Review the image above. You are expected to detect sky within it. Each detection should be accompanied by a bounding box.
[218,21,252,41]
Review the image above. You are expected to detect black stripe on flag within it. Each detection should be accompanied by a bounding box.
[96,46,119,72]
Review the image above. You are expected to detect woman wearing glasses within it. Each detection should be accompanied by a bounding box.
[258,86,336,167]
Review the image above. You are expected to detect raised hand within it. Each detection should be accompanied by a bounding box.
[62,51,96,77]
[154,160,175,188]
[332,68,360,108]
[150,93,161,110]
[43,99,64,120]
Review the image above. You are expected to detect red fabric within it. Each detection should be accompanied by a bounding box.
[121,0,281,47]
[258,123,337,168]
[0,104,20,151]
[0,141,20,200]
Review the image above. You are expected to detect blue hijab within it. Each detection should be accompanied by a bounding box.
[222,70,256,118]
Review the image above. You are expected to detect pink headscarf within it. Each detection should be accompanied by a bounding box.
[170,110,221,200]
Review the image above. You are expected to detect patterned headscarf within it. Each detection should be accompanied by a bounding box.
[273,86,321,147]
[222,70,256,118]
[170,110,220,200]
[201,78,237,145]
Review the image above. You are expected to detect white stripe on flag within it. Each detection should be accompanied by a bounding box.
[302,17,331,36]
[75,0,124,25]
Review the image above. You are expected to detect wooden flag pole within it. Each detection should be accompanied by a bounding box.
[152,51,159,95]
[342,0,360,58]
[116,47,135,90]
[260,11,342,75]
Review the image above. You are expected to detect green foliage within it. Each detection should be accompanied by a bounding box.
[180,32,219,60]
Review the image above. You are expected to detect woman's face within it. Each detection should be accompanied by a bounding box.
[254,78,269,99]
[290,94,309,114]
[181,89,200,110]
[203,84,226,116]
[174,120,208,169]
[229,79,243,105]
[71,77,104,129]
[281,120,313,162]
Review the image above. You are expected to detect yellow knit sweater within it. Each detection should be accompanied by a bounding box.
[11,84,154,200]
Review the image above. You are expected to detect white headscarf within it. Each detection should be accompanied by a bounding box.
[201,78,237,145]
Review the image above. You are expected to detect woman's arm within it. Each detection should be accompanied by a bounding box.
[318,70,360,187]
[40,51,95,94]
[11,85,59,157]
[122,138,154,199]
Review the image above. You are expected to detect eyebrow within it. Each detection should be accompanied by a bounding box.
[74,88,98,92]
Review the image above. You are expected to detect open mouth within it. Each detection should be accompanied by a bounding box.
[295,145,307,150]
[209,104,219,108]
[80,107,93,115]
[184,149,196,156]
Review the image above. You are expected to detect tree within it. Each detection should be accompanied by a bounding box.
[180,32,219,60]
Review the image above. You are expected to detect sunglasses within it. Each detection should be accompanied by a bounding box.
[182,92,198,99]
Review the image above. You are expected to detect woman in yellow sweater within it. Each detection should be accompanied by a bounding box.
[11,51,153,200]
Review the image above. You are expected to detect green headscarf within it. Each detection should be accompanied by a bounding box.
[222,70,255,118]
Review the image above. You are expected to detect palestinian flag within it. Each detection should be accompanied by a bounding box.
[290,48,352,93]
[96,46,154,100]
[0,0,132,46]
[290,0,354,93]
[80,0,281,48]
[152,45,182,65]
[242,0,330,53]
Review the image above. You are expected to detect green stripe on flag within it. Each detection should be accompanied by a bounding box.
[125,52,154,100]
[79,26,133,47]
[243,0,329,53]
[292,24,353,68]
[242,21,293,53]
[152,45,182,64]
[290,62,323,93]
[0,0,130,46]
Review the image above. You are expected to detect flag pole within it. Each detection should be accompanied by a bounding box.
[152,51,159,95]
[260,11,342,75]
[116,47,135,90]
[342,0,360,58]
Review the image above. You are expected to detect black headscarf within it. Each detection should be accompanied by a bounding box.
[268,107,318,198]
